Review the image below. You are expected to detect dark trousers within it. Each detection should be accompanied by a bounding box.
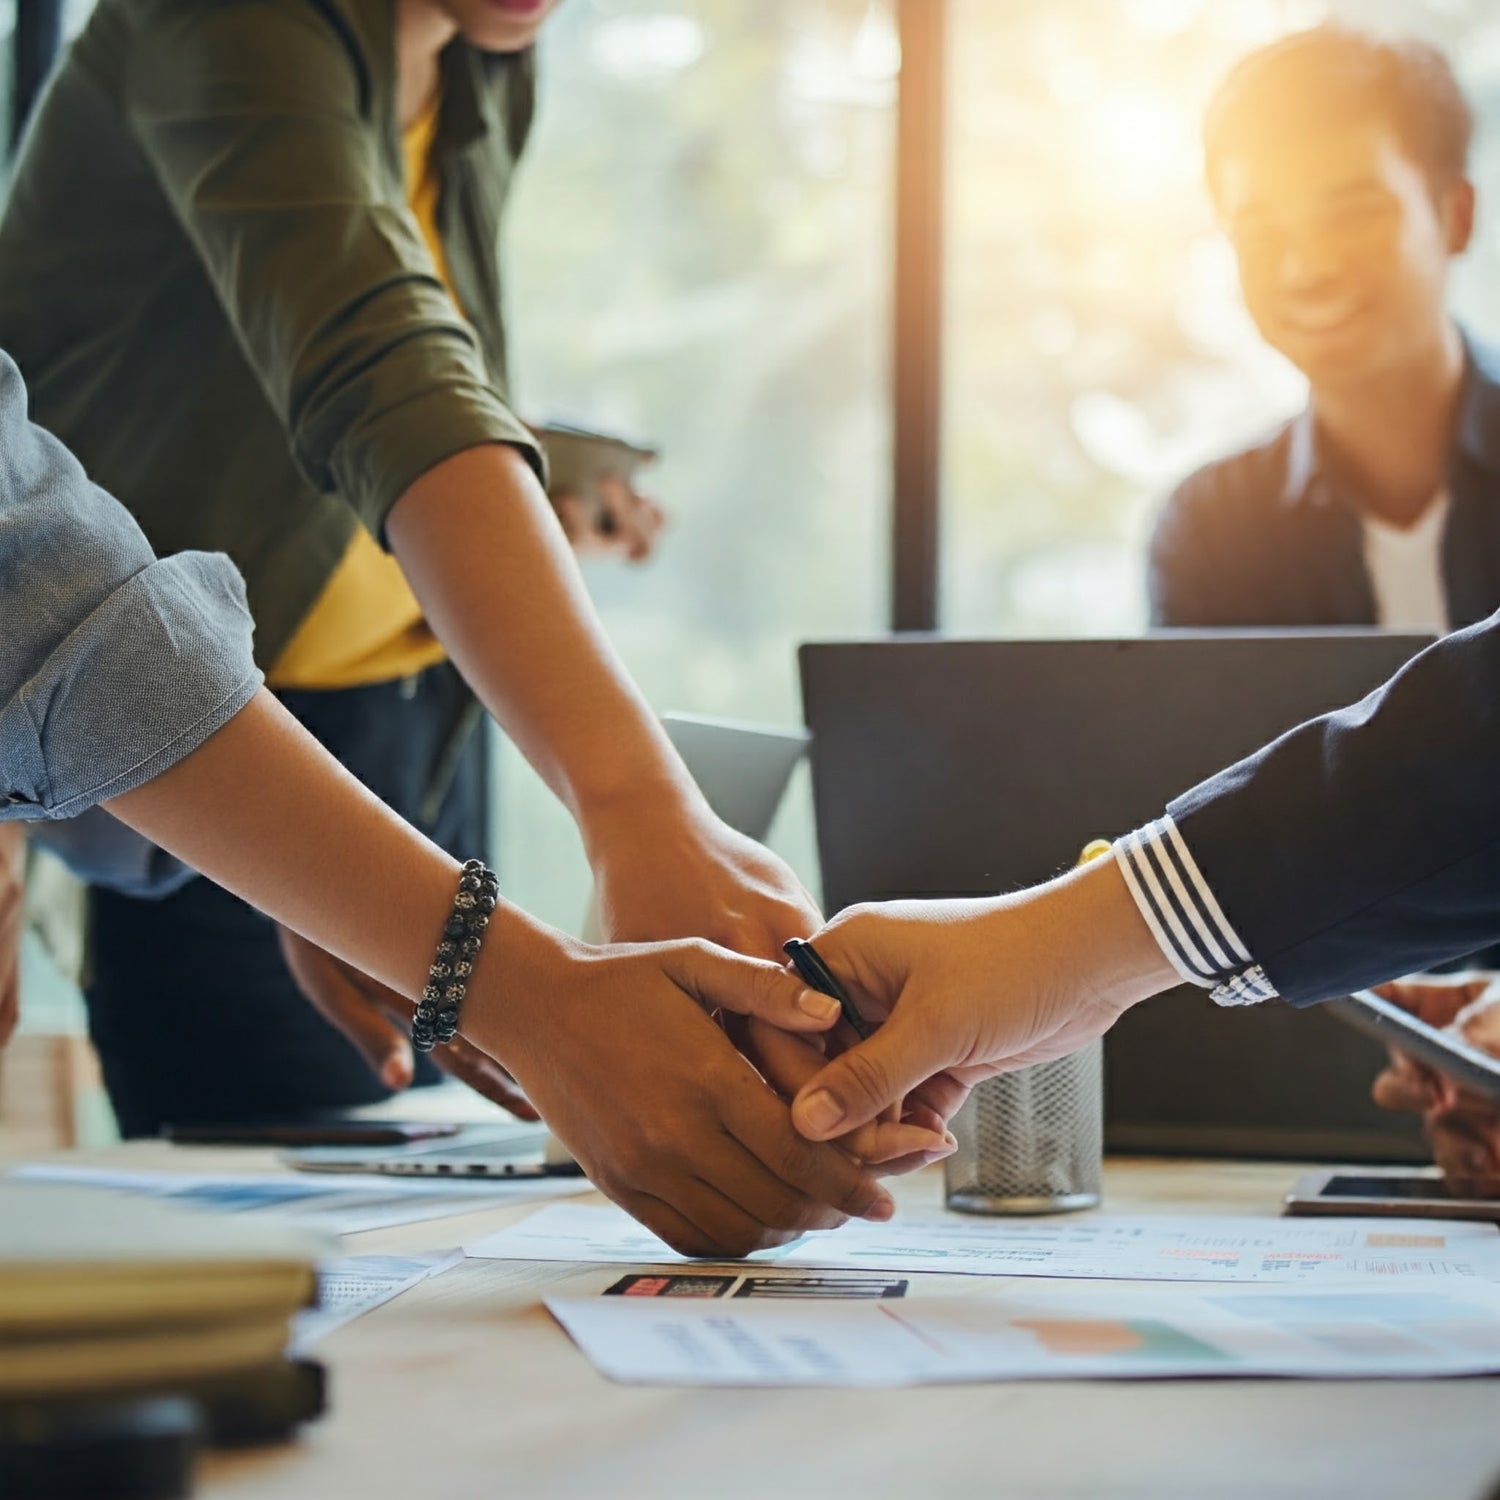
[86,663,489,1137]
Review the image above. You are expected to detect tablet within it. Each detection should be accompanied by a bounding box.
[1323,989,1500,1105]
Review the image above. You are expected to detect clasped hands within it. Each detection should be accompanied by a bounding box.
[281,813,956,1259]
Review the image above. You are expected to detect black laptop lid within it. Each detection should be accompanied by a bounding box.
[799,632,1436,1162]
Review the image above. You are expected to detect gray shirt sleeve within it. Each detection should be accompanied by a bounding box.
[0,350,263,822]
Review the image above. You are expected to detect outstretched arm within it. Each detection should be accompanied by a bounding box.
[105,690,929,1255]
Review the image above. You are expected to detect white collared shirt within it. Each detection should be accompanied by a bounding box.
[1361,492,1451,634]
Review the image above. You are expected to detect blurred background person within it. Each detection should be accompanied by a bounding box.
[1151,25,1492,637]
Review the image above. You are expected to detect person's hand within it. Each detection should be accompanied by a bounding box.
[1371,974,1500,1185]
[589,798,822,963]
[0,824,24,1049]
[471,911,947,1257]
[584,796,950,1166]
[784,860,1177,1145]
[276,926,539,1120]
[552,474,666,563]
[735,1014,957,1176]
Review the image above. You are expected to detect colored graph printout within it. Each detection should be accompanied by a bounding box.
[547,1281,1500,1386]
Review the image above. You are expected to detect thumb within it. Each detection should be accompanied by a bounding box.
[791,1011,951,1140]
[669,942,843,1033]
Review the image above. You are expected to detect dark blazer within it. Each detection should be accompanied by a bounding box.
[1170,606,1500,1005]
[1149,335,1500,630]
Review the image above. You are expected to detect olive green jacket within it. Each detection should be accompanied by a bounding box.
[0,0,542,666]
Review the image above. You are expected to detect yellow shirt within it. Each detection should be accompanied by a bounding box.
[268,97,453,690]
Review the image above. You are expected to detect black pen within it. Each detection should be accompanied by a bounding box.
[783,938,871,1041]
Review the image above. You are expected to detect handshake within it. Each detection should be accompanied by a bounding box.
[13,809,1497,1263]
[289,847,1500,1261]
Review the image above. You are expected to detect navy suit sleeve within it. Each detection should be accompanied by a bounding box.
[1167,609,1500,1004]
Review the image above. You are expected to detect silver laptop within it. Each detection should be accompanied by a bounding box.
[289,712,810,1179]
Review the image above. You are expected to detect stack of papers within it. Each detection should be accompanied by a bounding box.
[0,1181,322,1397]
[464,1202,1500,1387]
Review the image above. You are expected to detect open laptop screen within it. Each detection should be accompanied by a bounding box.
[800,632,1436,1162]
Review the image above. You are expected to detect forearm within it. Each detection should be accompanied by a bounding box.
[387,445,699,848]
[1053,855,1180,1011]
[104,690,462,1002]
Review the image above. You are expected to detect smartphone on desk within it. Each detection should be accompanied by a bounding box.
[1285,1166,1500,1223]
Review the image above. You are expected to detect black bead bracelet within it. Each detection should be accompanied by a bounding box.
[411,859,499,1054]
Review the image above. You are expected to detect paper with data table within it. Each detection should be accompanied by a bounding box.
[546,1280,1500,1386]
[468,1203,1500,1284]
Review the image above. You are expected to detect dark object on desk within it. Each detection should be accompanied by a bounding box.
[1285,1167,1500,1223]
[167,1357,326,1448]
[0,1395,198,1500]
[0,1360,326,1500]
[801,632,1436,1163]
[164,1118,460,1148]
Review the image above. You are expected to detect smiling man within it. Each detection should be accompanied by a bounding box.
[1146,25,1500,1177]
[1150,26,1492,635]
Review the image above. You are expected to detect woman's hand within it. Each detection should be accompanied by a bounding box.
[785,860,1178,1145]
[735,1015,956,1176]
[467,909,915,1258]
[552,474,667,563]
[589,797,822,962]
[276,926,539,1119]
[1372,974,1500,1186]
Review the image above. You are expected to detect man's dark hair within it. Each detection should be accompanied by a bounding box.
[1204,25,1473,198]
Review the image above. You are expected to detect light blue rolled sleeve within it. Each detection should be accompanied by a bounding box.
[0,350,262,824]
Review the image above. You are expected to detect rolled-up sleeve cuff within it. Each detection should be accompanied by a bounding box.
[330,380,546,546]
[4,551,263,821]
[1111,816,1280,1007]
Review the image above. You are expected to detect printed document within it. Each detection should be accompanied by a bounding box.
[469,1203,1500,1283]
[15,1164,587,1236]
[292,1250,463,1351]
[547,1280,1500,1385]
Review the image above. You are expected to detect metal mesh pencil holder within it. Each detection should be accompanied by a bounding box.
[944,1040,1103,1214]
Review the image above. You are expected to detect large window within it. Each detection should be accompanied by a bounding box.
[498,0,894,926]
[8,0,1500,934]
[941,0,1500,638]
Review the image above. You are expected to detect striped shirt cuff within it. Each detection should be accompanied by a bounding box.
[1111,817,1279,1007]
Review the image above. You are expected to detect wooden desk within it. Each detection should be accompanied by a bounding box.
[25,1145,1500,1500]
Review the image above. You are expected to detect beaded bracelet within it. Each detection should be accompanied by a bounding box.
[411,859,499,1053]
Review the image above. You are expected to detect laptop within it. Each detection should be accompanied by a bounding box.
[291,712,811,1179]
[799,631,1438,1163]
